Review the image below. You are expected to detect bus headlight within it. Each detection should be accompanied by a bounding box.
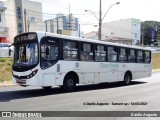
[13,69,38,80]
[27,69,38,79]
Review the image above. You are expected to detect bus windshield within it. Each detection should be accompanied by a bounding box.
[13,33,39,72]
[13,42,38,67]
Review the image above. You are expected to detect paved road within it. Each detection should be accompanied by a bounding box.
[0,72,160,119]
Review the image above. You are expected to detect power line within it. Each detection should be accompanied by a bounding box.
[27,9,89,16]
[31,0,87,12]
[4,11,134,33]
[31,0,71,10]
[4,6,96,22]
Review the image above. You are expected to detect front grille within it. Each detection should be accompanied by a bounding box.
[14,75,27,79]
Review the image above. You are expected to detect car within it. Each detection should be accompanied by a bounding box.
[0,43,13,50]
[156,48,160,51]
[0,43,10,48]
[0,43,14,57]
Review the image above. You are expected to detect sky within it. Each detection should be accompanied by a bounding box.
[7,0,160,33]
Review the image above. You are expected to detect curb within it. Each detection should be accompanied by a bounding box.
[152,69,160,72]
[0,81,16,87]
[0,84,17,87]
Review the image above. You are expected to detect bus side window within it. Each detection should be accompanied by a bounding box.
[63,41,79,60]
[119,48,127,62]
[63,46,69,59]
[128,49,136,63]
[144,51,151,63]
[81,51,88,60]
[108,46,118,62]
[137,50,143,63]
[81,43,93,61]
[108,47,113,62]
[95,45,106,61]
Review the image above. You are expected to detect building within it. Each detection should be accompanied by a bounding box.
[85,31,98,40]
[45,13,79,33]
[5,0,44,43]
[85,18,141,45]
[44,13,84,38]
[0,1,8,43]
[53,13,79,32]
[45,19,54,33]
[102,18,141,45]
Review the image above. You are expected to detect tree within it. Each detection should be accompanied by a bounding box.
[141,21,160,46]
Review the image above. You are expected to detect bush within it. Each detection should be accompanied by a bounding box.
[0,58,6,62]
[5,67,11,72]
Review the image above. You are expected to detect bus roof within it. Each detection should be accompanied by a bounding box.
[29,31,151,51]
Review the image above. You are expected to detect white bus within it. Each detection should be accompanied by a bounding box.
[12,31,152,91]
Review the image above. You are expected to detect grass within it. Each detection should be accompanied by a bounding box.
[0,58,13,83]
[0,54,160,83]
[152,53,160,69]
[0,58,6,62]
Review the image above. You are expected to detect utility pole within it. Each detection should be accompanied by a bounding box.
[69,3,71,30]
[79,24,80,37]
[85,1,120,41]
[45,21,48,32]
[141,31,144,46]
[24,9,27,32]
[99,0,102,40]
[28,22,30,32]
[57,18,59,34]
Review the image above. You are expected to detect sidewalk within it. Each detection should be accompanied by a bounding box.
[0,81,16,87]
[152,69,160,72]
[0,69,160,87]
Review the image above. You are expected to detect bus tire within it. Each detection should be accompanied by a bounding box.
[123,73,131,85]
[63,75,76,91]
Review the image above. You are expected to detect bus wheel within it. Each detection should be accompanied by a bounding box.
[63,75,76,91]
[124,73,131,85]
[42,86,52,90]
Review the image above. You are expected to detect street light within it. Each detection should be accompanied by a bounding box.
[102,2,120,21]
[85,1,120,40]
[84,10,99,21]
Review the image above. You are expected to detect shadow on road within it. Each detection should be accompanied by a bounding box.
[0,81,146,102]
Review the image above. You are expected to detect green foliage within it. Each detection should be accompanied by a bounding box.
[0,58,6,62]
[141,21,160,46]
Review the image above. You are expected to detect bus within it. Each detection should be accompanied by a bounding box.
[12,31,152,91]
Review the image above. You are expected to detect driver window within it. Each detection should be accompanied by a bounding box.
[41,45,58,61]
[40,38,59,69]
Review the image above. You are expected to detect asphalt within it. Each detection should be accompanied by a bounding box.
[0,72,160,119]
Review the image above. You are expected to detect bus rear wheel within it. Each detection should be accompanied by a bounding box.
[63,75,76,91]
[123,73,131,85]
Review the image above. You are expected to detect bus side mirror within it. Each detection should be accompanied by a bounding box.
[45,46,50,56]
